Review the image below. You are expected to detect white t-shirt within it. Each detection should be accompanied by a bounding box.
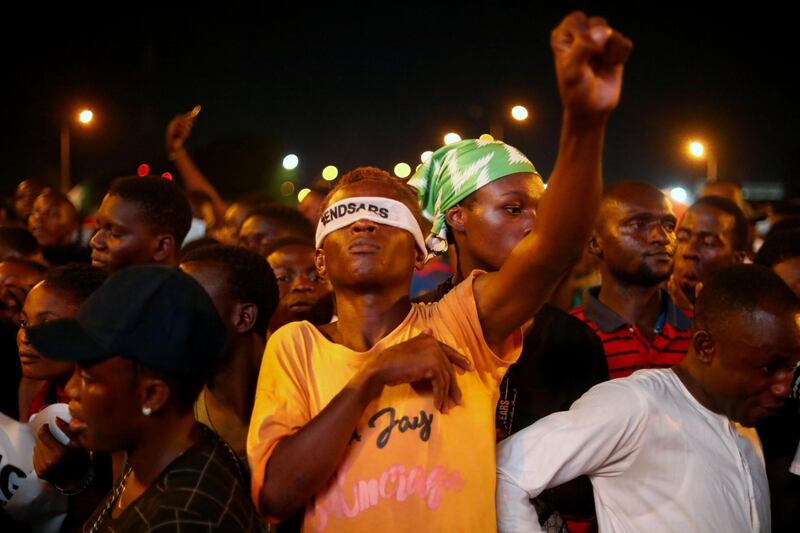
[496,368,769,533]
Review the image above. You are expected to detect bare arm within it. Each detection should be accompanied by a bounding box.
[475,12,632,347]
[165,109,229,219]
[258,331,471,519]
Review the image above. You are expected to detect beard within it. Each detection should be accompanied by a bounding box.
[611,261,673,287]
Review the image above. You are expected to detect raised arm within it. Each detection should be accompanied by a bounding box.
[474,12,632,347]
[165,108,229,219]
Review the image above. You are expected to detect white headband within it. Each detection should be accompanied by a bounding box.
[316,196,428,256]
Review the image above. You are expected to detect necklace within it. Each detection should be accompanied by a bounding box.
[87,464,132,533]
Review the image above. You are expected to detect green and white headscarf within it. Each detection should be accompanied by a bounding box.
[407,139,540,254]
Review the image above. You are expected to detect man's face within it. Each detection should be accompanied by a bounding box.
[674,205,743,303]
[90,194,162,272]
[28,194,77,247]
[268,244,332,326]
[318,181,421,291]
[14,181,44,221]
[703,308,800,427]
[454,173,544,271]
[594,193,677,286]
[0,261,44,329]
[65,356,142,452]
[17,283,76,381]
[239,215,294,257]
[773,258,800,299]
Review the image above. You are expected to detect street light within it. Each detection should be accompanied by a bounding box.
[687,139,718,181]
[282,154,299,170]
[60,108,95,193]
[78,109,93,124]
[444,132,461,145]
[510,105,529,121]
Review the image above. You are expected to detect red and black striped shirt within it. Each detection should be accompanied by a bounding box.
[570,287,692,379]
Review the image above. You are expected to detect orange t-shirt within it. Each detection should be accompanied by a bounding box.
[247,272,522,532]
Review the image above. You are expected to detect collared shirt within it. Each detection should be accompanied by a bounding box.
[84,427,260,533]
[496,369,770,533]
[570,287,692,379]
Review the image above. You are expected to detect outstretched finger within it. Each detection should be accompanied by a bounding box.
[440,344,473,373]
[439,364,452,413]
[445,360,463,408]
[430,369,444,413]
[55,416,81,447]
[36,424,63,453]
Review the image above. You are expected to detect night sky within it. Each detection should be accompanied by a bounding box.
[4,4,797,204]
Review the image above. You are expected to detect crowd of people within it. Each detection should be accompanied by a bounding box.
[0,11,798,533]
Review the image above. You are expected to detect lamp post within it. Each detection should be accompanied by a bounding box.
[687,140,718,182]
[60,109,94,193]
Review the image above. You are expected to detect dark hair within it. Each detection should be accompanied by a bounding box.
[262,236,316,258]
[695,264,800,333]
[179,236,219,260]
[42,264,107,304]
[0,227,40,259]
[108,176,192,244]
[322,166,422,224]
[754,229,800,267]
[242,204,314,240]
[39,189,79,222]
[180,244,279,336]
[134,363,203,414]
[1,257,48,274]
[688,196,750,251]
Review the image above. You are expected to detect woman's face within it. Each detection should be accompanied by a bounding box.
[65,356,143,452]
[17,283,77,381]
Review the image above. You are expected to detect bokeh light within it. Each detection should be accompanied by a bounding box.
[444,132,461,145]
[511,105,529,121]
[282,154,299,170]
[322,165,338,181]
[394,162,411,178]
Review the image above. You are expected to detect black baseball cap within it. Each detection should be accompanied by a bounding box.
[27,265,226,377]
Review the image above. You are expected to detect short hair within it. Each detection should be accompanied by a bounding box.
[108,176,192,244]
[688,196,750,251]
[1,257,48,274]
[39,189,79,222]
[134,363,201,414]
[0,227,40,259]
[179,236,219,261]
[755,229,800,267]
[242,204,314,240]
[262,236,316,257]
[695,264,800,333]
[322,166,423,224]
[42,264,107,304]
[180,244,279,336]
